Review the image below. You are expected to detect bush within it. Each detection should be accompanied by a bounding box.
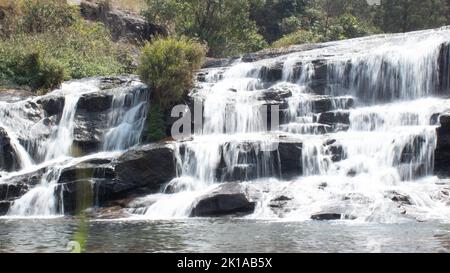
[0,46,64,91]
[272,30,322,48]
[138,37,206,109]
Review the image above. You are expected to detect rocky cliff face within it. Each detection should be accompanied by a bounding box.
[79,0,165,44]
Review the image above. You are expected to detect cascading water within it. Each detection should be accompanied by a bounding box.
[137,27,450,222]
[1,78,150,217]
[103,83,150,151]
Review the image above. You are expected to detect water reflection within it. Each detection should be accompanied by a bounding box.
[0,218,449,253]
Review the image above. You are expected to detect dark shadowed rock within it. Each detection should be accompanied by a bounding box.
[0,201,10,215]
[310,96,354,113]
[438,42,450,94]
[77,93,113,112]
[190,183,256,217]
[0,127,19,172]
[36,95,65,117]
[435,114,450,177]
[278,142,303,179]
[115,143,176,193]
[386,191,412,206]
[311,213,356,221]
[0,183,29,201]
[317,111,350,126]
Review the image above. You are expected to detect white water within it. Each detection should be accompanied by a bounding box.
[136,27,450,222]
[1,78,149,217]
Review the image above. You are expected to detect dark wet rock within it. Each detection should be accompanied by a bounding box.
[317,111,350,126]
[400,135,426,164]
[259,63,284,82]
[115,143,176,194]
[278,141,303,179]
[0,183,29,201]
[0,127,20,172]
[310,96,354,114]
[0,201,10,215]
[77,93,113,112]
[386,191,412,206]
[311,213,356,221]
[269,195,293,210]
[438,42,449,94]
[37,95,65,117]
[58,160,115,184]
[272,195,293,202]
[72,111,108,154]
[259,88,293,103]
[190,183,256,217]
[435,114,450,177]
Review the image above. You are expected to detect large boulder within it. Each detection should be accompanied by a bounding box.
[57,143,176,214]
[115,143,176,193]
[190,183,256,217]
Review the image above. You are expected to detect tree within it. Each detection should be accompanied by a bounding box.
[249,0,309,43]
[376,0,448,33]
[144,0,267,57]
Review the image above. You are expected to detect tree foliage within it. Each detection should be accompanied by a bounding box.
[144,0,267,57]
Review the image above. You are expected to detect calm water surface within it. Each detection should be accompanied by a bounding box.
[0,218,449,253]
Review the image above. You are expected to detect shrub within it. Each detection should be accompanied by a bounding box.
[272,30,323,48]
[138,37,206,109]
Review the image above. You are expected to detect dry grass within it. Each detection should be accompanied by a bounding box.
[104,0,146,14]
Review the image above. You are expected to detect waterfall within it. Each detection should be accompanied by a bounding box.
[103,84,150,151]
[2,78,150,217]
[137,27,450,222]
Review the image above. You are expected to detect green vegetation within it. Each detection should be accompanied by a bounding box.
[146,104,167,142]
[143,0,267,57]
[143,0,450,55]
[138,37,206,109]
[138,37,205,141]
[0,0,133,92]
